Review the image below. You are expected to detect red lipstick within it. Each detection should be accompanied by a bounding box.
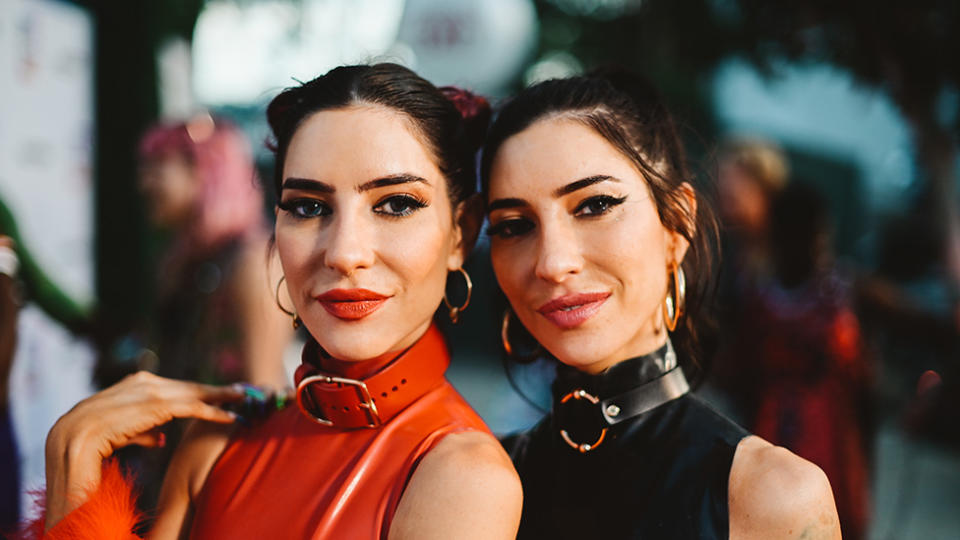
[315,289,390,321]
[536,292,610,329]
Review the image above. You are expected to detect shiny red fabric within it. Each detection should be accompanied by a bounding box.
[189,326,490,539]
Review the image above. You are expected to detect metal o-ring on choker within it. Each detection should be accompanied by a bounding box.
[556,367,690,453]
[558,389,609,453]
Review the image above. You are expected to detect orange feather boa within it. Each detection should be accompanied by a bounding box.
[11,459,142,539]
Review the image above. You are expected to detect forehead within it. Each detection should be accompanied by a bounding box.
[488,116,643,197]
[284,104,443,184]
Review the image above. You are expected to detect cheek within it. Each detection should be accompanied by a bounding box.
[274,223,316,302]
[586,210,669,305]
[490,241,531,300]
[378,213,451,298]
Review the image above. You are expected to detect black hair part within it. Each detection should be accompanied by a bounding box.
[267,63,489,206]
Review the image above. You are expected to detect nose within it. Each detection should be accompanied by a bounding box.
[534,219,583,283]
[322,210,376,276]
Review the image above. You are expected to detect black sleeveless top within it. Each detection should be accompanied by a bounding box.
[501,344,749,539]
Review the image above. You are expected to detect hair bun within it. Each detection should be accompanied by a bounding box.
[440,86,491,150]
[440,86,489,121]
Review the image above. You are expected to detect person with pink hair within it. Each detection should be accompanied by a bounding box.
[136,115,291,390]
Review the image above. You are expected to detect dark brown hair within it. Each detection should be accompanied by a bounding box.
[481,69,719,375]
[267,63,489,206]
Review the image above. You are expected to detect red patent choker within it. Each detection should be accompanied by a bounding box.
[294,325,450,429]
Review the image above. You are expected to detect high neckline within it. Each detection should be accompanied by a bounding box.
[293,325,451,429]
[552,338,677,400]
[296,326,436,382]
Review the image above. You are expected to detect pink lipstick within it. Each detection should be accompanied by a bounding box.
[536,292,610,329]
[315,288,390,321]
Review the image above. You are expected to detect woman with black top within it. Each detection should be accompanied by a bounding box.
[482,71,842,539]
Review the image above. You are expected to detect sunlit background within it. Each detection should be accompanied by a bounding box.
[1,0,958,537]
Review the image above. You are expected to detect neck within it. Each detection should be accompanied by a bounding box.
[554,337,677,397]
[318,348,403,380]
[577,326,669,375]
[307,324,432,380]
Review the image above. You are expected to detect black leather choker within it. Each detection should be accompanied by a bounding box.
[552,339,690,453]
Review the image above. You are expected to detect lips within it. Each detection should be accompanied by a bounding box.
[536,292,610,330]
[315,289,390,321]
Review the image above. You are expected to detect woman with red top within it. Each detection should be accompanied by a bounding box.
[30,64,522,539]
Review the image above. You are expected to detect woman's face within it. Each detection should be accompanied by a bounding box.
[139,154,199,228]
[487,116,690,374]
[276,104,466,362]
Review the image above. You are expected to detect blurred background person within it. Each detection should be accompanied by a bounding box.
[717,136,789,285]
[0,235,20,532]
[134,115,291,389]
[710,137,790,419]
[116,116,293,512]
[725,182,873,539]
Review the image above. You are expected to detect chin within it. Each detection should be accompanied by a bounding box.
[303,317,397,362]
[538,328,618,371]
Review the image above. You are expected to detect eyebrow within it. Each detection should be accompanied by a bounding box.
[487,175,620,212]
[552,175,619,197]
[282,177,333,193]
[357,174,429,192]
[281,173,429,194]
[487,198,527,212]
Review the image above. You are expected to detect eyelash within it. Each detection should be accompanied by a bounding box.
[278,198,330,219]
[574,195,627,217]
[486,194,628,239]
[278,194,428,220]
[373,194,428,217]
[485,218,534,239]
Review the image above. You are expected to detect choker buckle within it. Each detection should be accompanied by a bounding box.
[296,374,382,428]
[558,388,608,453]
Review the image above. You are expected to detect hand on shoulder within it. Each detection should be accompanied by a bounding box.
[44,372,245,531]
[389,431,522,540]
[729,436,841,540]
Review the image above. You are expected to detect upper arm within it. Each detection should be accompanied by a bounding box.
[148,421,233,540]
[388,431,523,540]
[728,436,841,540]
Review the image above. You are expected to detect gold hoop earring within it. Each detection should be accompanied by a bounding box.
[501,310,513,356]
[662,264,686,332]
[443,267,472,324]
[276,276,301,329]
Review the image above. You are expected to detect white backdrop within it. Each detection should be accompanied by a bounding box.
[0,0,96,517]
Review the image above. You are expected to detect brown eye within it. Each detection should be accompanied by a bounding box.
[486,218,535,239]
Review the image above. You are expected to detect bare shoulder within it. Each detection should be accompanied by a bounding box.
[174,420,236,496]
[388,430,522,540]
[148,420,235,539]
[728,436,840,540]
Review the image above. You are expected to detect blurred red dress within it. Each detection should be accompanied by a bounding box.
[744,275,872,539]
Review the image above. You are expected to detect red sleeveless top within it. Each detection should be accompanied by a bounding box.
[188,326,490,539]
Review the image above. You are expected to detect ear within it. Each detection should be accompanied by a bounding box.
[666,182,697,265]
[448,194,484,270]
